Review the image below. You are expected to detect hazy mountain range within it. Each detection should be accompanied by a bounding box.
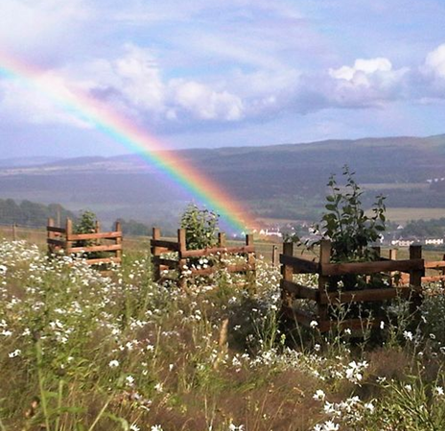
[1,134,445,228]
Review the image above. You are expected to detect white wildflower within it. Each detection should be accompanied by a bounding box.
[109,359,120,368]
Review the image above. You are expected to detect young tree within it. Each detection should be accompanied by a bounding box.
[180,204,220,250]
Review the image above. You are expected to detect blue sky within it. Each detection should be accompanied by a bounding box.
[1,0,445,157]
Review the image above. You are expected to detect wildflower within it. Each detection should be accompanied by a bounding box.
[314,343,321,352]
[403,331,413,341]
[322,420,339,431]
[404,384,412,392]
[151,426,163,431]
[434,386,444,397]
[380,321,385,330]
[109,359,120,368]
[130,424,140,431]
[364,401,375,413]
[8,349,21,358]
[229,423,245,431]
[126,375,135,386]
[310,320,318,329]
[313,389,326,401]
[154,382,163,392]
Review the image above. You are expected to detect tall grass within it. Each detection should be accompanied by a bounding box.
[0,240,444,430]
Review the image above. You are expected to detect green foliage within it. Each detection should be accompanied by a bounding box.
[73,210,99,257]
[180,204,220,250]
[74,210,97,236]
[316,165,386,263]
[0,198,75,227]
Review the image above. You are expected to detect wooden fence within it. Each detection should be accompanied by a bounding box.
[151,228,255,286]
[47,218,123,266]
[390,249,445,286]
[280,240,424,332]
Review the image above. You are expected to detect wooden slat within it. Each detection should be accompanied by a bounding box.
[281,280,318,301]
[190,263,254,276]
[180,245,255,258]
[280,306,317,327]
[69,244,122,253]
[85,257,121,265]
[67,231,122,241]
[319,287,412,304]
[424,261,445,269]
[47,226,66,234]
[422,275,445,283]
[320,318,383,332]
[47,238,66,247]
[279,254,319,273]
[150,239,180,251]
[321,259,424,276]
[152,256,179,268]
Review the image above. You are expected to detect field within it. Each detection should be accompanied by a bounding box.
[383,208,445,224]
[1,231,445,430]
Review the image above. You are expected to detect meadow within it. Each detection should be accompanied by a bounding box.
[1,231,445,431]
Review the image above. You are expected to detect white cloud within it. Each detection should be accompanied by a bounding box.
[329,58,393,81]
[424,44,445,79]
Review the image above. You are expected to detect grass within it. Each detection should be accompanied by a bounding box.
[0,238,445,430]
[383,208,445,223]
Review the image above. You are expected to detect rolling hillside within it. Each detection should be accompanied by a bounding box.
[1,134,445,226]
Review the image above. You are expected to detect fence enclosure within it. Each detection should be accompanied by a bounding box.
[280,240,424,332]
[151,228,255,286]
[47,218,122,266]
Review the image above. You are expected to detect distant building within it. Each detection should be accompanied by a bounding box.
[425,238,444,245]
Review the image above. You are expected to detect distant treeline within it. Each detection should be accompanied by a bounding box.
[0,198,172,237]
[401,218,445,238]
[0,198,76,228]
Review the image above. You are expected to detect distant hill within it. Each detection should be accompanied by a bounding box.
[1,134,445,226]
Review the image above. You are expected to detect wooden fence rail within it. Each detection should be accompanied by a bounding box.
[280,240,424,332]
[151,228,255,287]
[47,218,123,266]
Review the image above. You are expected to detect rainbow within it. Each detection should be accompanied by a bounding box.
[0,52,257,233]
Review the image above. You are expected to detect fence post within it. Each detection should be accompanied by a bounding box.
[272,245,278,267]
[178,228,187,288]
[95,220,101,233]
[47,218,54,254]
[218,232,226,247]
[245,234,255,269]
[389,248,397,286]
[12,223,17,241]
[409,245,423,314]
[442,253,445,288]
[151,227,161,281]
[65,218,73,255]
[280,242,294,312]
[318,239,332,323]
[115,221,122,264]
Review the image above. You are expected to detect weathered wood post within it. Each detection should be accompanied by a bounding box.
[65,218,73,255]
[281,242,294,311]
[389,248,397,286]
[178,228,187,288]
[151,227,161,281]
[115,221,122,264]
[218,232,226,247]
[318,240,331,323]
[409,244,423,314]
[12,223,17,241]
[47,218,54,253]
[272,245,279,267]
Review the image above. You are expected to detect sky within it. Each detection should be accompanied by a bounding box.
[1,0,445,158]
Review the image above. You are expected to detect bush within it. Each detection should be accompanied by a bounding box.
[180,204,220,250]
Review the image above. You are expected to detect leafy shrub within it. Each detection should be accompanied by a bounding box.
[315,165,386,264]
[308,166,387,291]
[180,204,220,250]
[73,210,100,258]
